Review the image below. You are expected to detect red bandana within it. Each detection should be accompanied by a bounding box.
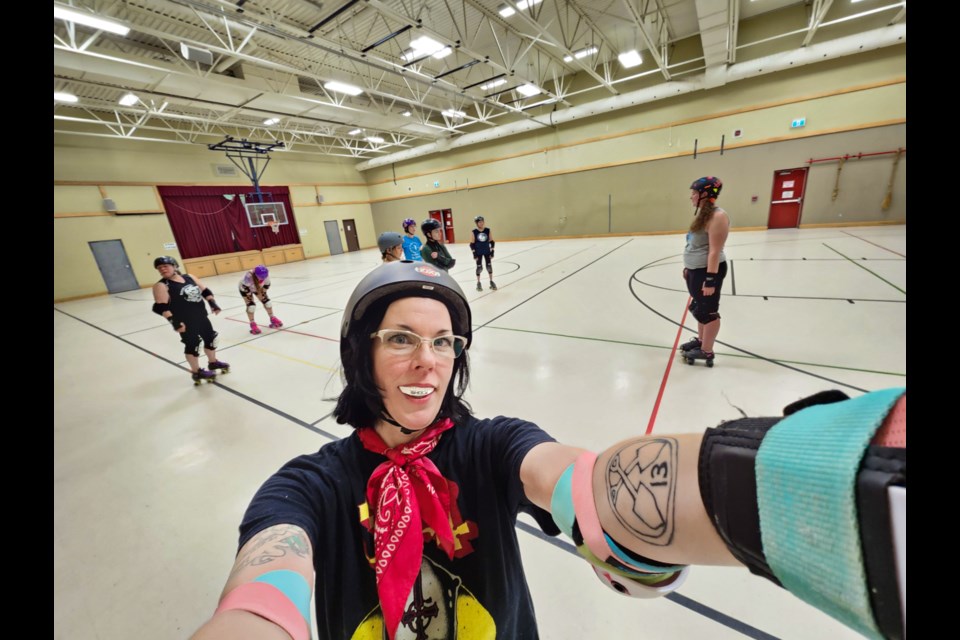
[358,418,457,640]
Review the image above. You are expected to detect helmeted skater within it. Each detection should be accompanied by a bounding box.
[151,256,228,384]
[470,215,496,292]
[239,265,283,334]
[420,218,456,270]
[681,176,730,367]
[401,218,423,261]
[191,260,905,640]
[378,231,404,264]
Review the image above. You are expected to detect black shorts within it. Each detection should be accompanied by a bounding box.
[685,261,728,317]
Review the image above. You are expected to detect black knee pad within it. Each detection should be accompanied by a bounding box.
[182,334,201,357]
[693,308,720,325]
[486,264,493,274]
[476,265,483,276]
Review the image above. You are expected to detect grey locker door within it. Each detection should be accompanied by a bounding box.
[324,220,344,255]
[89,240,141,293]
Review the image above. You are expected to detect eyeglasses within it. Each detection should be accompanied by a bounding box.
[370,329,467,359]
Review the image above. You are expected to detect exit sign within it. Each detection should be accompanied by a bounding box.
[791,118,806,128]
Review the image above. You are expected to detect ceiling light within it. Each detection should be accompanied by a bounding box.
[54,6,130,36]
[324,81,363,96]
[433,47,453,59]
[409,36,446,56]
[54,92,79,103]
[263,118,280,126]
[118,93,139,106]
[366,136,384,143]
[442,110,466,118]
[618,50,643,68]
[517,0,542,10]
[402,111,412,117]
[564,46,598,62]
[516,84,541,97]
[348,128,362,135]
[498,4,516,17]
[480,79,507,90]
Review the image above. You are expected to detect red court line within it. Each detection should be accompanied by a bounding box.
[224,316,340,342]
[645,297,691,435]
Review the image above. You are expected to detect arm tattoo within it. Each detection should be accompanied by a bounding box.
[605,438,678,546]
[230,525,311,577]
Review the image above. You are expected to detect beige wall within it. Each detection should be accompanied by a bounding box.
[54,140,374,300]
[365,46,906,241]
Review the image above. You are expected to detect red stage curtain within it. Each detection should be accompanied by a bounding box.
[157,186,300,259]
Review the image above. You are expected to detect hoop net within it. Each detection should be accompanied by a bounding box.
[268,221,280,235]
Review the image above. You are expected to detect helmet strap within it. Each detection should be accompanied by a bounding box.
[379,409,439,435]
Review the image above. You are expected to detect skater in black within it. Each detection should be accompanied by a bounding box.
[681,177,730,367]
[470,215,496,291]
[419,218,456,271]
[151,256,229,384]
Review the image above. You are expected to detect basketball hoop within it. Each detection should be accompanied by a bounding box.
[268,221,280,235]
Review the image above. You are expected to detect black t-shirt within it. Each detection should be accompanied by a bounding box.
[159,275,208,321]
[239,416,557,639]
[471,228,493,256]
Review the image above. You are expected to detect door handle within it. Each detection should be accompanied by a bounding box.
[771,198,802,204]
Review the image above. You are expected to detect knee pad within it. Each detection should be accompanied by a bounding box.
[264,302,273,312]
[182,335,201,357]
[476,265,483,276]
[692,308,720,325]
[205,332,220,350]
[247,304,258,314]
[486,264,493,274]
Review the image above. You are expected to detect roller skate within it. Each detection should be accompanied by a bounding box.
[682,348,715,368]
[680,336,702,352]
[250,322,262,335]
[208,360,230,375]
[192,368,217,385]
[269,316,283,329]
[476,282,483,292]
[489,281,497,291]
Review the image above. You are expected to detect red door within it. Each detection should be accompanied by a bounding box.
[768,168,807,229]
[428,209,455,243]
[442,209,455,243]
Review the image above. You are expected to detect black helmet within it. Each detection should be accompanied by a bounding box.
[154,256,179,269]
[341,261,472,362]
[474,215,484,223]
[377,231,404,254]
[421,218,442,235]
[690,176,723,201]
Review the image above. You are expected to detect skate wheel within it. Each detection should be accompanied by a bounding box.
[706,360,714,368]
[684,358,693,365]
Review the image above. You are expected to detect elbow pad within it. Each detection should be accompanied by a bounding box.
[152,302,170,316]
[201,287,214,298]
[698,389,906,640]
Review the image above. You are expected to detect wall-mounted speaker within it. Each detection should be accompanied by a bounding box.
[316,194,325,204]
[103,198,118,212]
[180,43,214,66]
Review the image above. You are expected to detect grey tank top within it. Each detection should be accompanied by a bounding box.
[683,212,728,269]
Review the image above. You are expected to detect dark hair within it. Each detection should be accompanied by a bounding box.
[333,295,472,429]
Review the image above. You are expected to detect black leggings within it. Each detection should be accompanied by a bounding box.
[685,262,727,324]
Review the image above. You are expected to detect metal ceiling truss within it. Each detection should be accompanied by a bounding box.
[54,0,907,162]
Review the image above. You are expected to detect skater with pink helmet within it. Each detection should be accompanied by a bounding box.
[239,264,283,334]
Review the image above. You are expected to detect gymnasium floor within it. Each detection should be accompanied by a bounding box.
[54,224,906,640]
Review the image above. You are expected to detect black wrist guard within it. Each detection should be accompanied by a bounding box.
[167,316,182,330]
[208,299,221,312]
[704,272,717,285]
[698,390,906,640]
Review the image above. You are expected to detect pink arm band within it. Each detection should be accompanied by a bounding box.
[216,582,310,640]
[571,451,619,567]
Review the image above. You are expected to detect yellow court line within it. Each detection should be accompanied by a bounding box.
[239,341,339,372]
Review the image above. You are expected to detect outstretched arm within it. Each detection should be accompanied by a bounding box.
[191,524,315,640]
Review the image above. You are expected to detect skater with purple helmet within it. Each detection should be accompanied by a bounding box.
[401,218,423,261]
[681,176,730,367]
[151,256,228,384]
[239,264,283,334]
